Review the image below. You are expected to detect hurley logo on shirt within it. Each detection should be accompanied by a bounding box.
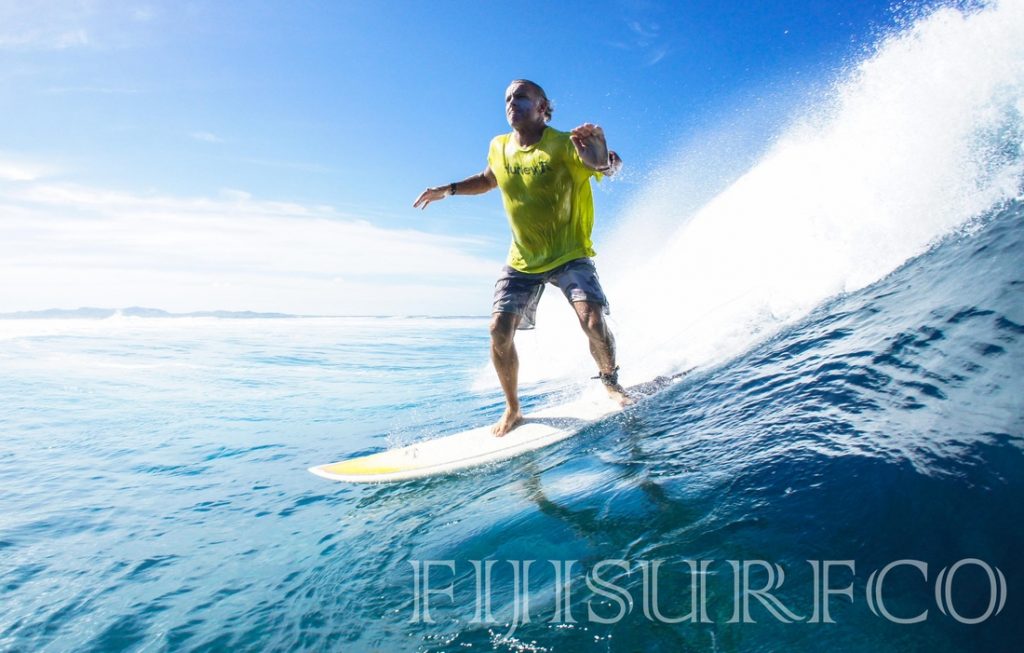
[504,161,551,176]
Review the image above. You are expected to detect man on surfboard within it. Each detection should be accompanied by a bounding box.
[414,79,629,436]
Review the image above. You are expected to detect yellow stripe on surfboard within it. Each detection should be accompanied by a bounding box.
[320,455,407,476]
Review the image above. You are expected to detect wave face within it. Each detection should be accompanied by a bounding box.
[509,0,1024,388]
[382,196,1023,652]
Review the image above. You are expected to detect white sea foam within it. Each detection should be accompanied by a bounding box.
[491,0,1024,390]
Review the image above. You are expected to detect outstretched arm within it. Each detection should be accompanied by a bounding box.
[413,167,498,209]
[570,123,623,176]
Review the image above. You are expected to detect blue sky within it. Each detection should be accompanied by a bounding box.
[0,0,921,315]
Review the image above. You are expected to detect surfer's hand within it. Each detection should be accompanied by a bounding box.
[413,186,448,209]
[570,123,610,171]
[605,151,623,176]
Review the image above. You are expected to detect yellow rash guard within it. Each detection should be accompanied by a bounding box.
[487,127,603,273]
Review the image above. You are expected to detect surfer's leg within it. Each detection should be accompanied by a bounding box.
[571,301,632,406]
[490,311,524,436]
[549,259,632,406]
[490,266,545,436]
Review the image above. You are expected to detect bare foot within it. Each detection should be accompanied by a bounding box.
[605,384,634,407]
[492,407,524,437]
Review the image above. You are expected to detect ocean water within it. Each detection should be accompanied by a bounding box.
[4,202,1023,653]
[4,1,1024,652]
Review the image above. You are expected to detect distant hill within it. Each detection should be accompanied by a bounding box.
[0,306,298,319]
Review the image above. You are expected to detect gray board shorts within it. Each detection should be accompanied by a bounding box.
[492,257,610,330]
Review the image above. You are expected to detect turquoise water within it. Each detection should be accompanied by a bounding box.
[0,316,498,651]
[2,202,1022,652]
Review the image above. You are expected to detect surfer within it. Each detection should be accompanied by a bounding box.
[414,79,629,436]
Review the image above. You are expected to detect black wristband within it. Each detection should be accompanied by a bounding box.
[449,182,457,196]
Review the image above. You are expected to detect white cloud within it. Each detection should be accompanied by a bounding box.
[0,155,58,181]
[628,20,659,41]
[647,46,669,66]
[0,177,499,315]
[42,85,140,95]
[190,131,224,144]
[132,6,158,22]
[612,18,668,65]
[0,1,162,51]
[0,27,90,50]
[0,2,94,51]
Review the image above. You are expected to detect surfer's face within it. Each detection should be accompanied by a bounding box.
[505,82,546,129]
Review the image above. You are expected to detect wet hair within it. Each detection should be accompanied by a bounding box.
[509,79,553,122]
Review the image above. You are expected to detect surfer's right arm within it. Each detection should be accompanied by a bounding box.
[413,166,497,209]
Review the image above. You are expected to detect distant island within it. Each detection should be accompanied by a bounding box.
[0,307,488,320]
[0,307,298,319]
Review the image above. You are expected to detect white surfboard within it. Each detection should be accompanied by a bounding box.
[309,374,686,483]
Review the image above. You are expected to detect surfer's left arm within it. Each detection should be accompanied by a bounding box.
[570,123,623,176]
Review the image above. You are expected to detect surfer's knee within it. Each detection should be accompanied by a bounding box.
[490,312,518,347]
[574,302,606,337]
